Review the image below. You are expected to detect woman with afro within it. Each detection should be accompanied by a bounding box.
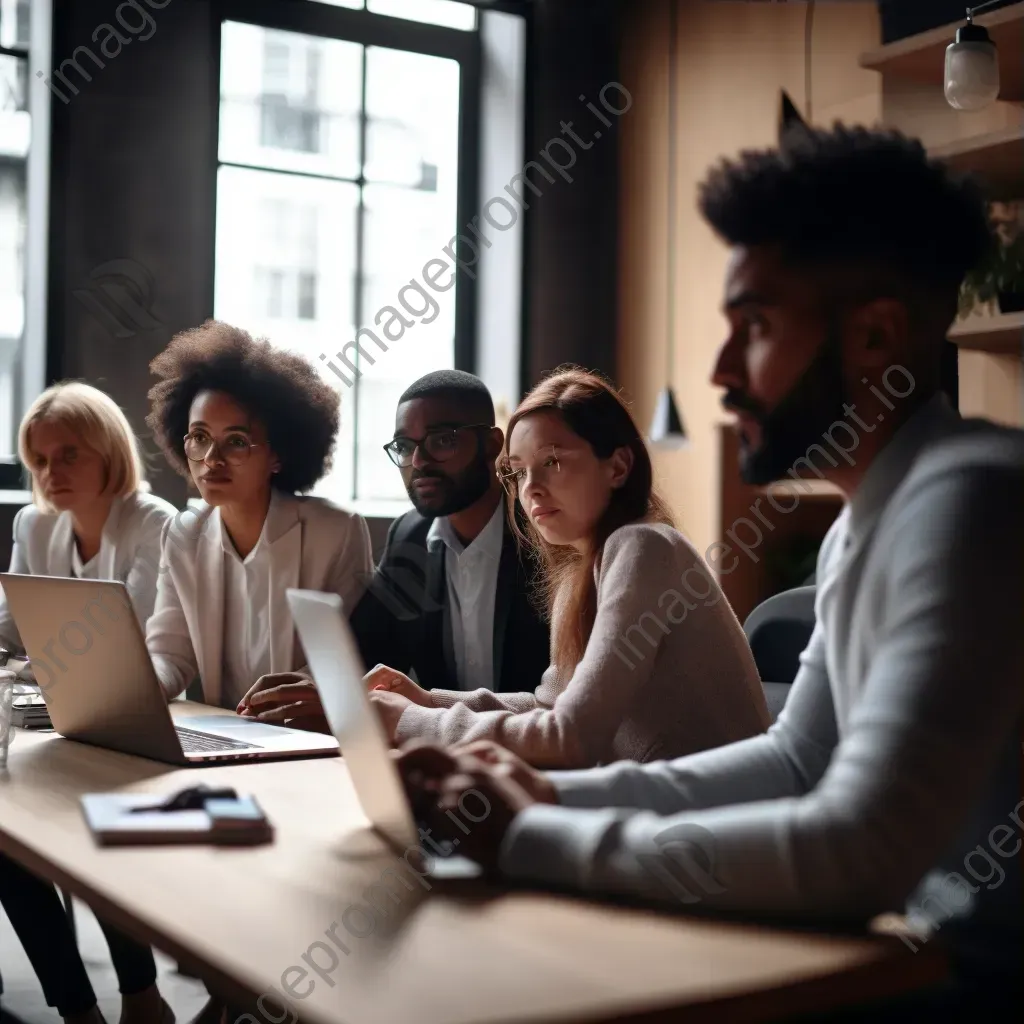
[144,320,372,710]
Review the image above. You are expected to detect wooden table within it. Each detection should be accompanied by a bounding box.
[0,704,946,1024]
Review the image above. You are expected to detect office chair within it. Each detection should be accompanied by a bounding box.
[743,585,817,721]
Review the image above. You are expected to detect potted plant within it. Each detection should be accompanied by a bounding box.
[960,201,1024,316]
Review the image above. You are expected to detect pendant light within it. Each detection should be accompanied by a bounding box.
[649,0,687,449]
[945,2,1002,111]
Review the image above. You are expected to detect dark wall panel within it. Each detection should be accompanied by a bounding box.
[520,0,621,391]
[48,0,216,506]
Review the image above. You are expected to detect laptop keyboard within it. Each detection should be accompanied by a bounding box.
[176,726,260,753]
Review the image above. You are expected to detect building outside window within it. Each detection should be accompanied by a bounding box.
[215,0,475,510]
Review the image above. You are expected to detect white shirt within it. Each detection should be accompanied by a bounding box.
[219,516,273,710]
[0,491,176,653]
[70,544,99,580]
[501,396,1024,969]
[426,499,505,691]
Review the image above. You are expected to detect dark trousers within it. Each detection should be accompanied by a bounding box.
[0,853,157,1016]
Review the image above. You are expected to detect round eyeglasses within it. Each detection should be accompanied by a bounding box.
[183,431,266,466]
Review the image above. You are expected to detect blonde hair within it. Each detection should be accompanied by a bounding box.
[18,382,146,513]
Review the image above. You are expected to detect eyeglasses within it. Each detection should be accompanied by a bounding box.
[383,424,491,468]
[183,430,266,466]
[498,447,562,495]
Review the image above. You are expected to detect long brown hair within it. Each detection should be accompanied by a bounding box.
[502,367,674,680]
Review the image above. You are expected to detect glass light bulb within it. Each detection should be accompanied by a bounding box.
[945,40,1000,110]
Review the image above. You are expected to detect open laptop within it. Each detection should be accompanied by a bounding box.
[287,587,480,877]
[0,574,338,764]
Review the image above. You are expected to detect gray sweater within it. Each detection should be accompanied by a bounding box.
[394,522,770,768]
[500,397,1023,971]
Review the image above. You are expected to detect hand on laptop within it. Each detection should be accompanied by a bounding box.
[393,742,541,874]
[237,672,331,733]
[450,740,560,806]
[363,665,433,706]
[368,689,413,742]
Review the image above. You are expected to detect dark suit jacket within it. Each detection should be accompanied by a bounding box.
[349,508,550,694]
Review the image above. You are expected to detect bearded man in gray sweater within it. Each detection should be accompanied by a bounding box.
[395,118,1024,1020]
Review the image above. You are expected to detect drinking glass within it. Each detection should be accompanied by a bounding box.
[0,668,16,769]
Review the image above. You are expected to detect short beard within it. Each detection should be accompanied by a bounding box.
[733,325,848,486]
[408,452,494,518]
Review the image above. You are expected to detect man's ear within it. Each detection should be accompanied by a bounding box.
[847,299,910,370]
[779,90,809,142]
[484,426,505,461]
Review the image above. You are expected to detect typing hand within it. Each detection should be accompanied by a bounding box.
[368,689,413,743]
[393,742,538,874]
[363,665,434,706]
[237,672,331,733]
[449,740,560,805]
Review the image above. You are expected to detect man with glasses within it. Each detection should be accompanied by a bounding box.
[242,370,550,729]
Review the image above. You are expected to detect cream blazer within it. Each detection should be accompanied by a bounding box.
[0,491,176,653]
[146,490,372,706]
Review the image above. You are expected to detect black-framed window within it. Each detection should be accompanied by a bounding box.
[0,0,32,458]
[213,0,480,508]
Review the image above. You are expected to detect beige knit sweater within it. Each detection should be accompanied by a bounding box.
[393,523,770,768]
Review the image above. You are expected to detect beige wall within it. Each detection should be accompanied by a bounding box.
[617,0,882,553]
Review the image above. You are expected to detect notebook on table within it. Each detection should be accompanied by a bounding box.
[81,791,273,846]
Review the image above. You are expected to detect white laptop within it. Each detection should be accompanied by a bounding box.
[0,574,338,764]
[287,587,480,877]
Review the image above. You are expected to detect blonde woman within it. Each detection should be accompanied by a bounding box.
[0,381,175,1023]
[0,381,176,651]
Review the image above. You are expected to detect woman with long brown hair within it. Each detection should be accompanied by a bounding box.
[367,367,769,768]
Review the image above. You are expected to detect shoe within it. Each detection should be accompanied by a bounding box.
[62,1009,106,1024]
[188,997,226,1024]
[119,992,175,1024]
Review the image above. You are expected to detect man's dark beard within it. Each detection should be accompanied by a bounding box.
[727,326,848,486]
[407,450,493,518]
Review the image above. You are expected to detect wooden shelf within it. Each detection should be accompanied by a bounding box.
[759,480,845,504]
[859,2,1024,102]
[929,126,1024,199]
[949,310,1024,353]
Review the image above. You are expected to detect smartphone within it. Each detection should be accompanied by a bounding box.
[205,796,274,844]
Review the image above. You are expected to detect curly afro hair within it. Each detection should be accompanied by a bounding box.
[698,122,993,316]
[147,320,340,494]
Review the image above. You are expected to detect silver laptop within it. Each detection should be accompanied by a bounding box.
[0,574,338,764]
[287,587,480,876]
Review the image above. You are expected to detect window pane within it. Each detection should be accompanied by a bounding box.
[356,181,459,501]
[0,0,31,50]
[0,52,28,456]
[368,0,476,31]
[365,47,460,188]
[356,48,460,500]
[214,165,360,502]
[220,21,363,180]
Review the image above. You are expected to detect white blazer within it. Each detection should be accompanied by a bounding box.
[146,490,373,706]
[0,491,178,653]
